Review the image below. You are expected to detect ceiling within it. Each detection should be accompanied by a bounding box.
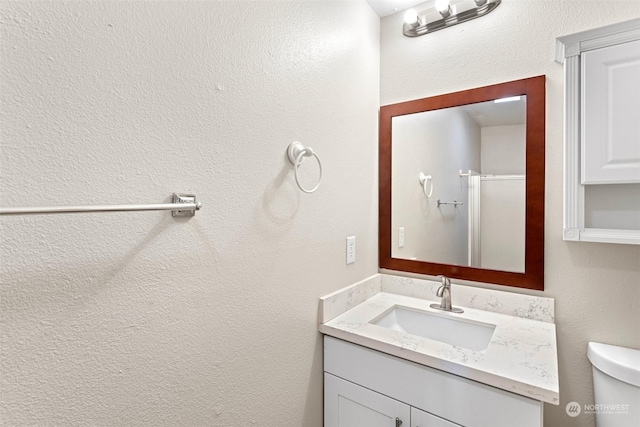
[366,0,427,17]
[460,97,527,127]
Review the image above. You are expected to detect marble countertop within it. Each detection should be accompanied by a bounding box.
[319,276,559,405]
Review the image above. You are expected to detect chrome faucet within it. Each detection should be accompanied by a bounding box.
[430,275,464,313]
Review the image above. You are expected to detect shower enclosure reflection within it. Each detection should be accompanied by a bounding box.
[391,97,526,273]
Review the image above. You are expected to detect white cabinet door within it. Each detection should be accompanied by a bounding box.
[582,38,640,184]
[324,373,410,427]
[411,407,461,427]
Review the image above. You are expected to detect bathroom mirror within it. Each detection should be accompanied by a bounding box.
[379,76,545,290]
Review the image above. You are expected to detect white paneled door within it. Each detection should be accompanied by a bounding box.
[582,39,640,184]
[324,373,409,427]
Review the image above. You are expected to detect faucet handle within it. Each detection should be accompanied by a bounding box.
[437,275,451,288]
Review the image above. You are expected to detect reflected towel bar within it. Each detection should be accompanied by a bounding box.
[0,193,201,217]
[436,199,464,208]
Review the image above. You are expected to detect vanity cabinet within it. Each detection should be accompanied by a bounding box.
[323,336,543,427]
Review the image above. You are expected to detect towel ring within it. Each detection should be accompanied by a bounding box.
[287,142,323,193]
[419,172,433,198]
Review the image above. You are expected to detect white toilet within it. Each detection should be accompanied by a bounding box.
[588,342,640,427]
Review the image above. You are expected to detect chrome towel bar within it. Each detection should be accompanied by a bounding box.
[0,193,201,217]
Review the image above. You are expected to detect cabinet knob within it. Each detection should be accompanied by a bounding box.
[395,417,402,427]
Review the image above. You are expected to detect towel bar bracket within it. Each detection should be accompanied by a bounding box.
[172,193,199,217]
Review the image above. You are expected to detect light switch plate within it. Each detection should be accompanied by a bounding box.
[346,236,355,264]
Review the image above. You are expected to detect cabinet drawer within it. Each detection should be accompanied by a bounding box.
[411,407,460,427]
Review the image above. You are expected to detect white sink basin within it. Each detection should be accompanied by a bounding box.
[371,306,496,351]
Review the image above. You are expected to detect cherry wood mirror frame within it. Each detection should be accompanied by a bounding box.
[379,76,545,290]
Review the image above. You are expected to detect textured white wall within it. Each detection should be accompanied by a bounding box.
[0,1,379,425]
[391,108,480,265]
[381,1,640,426]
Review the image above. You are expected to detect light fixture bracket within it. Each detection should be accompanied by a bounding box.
[403,0,501,38]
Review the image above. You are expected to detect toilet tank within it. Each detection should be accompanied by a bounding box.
[587,342,640,427]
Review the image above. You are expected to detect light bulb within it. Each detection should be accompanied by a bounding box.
[403,9,419,26]
[435,0,450,13]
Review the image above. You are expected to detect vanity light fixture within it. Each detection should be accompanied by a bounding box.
[403,0,501,38]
